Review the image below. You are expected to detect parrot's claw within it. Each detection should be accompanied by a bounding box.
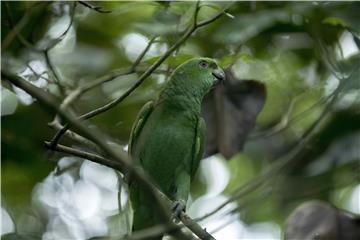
[171,200,186,221]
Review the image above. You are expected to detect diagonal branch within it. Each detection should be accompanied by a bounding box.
[48,36,158,148]
[44,50,66,96]
[49,3,232,149]
[43,141,216,240]
[43,2,77,97]
[78,1,111,13]
[2,2,48,52]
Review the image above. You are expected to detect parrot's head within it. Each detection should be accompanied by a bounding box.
[168,57,225,97]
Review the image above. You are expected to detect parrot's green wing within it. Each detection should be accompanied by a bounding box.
[128,101,154,157]
[191,117,206,177]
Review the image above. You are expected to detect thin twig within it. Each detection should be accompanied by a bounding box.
[132,36,158,70]
[49,36,158,148]
[250,88,334,140]
[25,62,52,83]
[47,120,100,152]
[46,2,77,51]
[3,1,76,53]
[44,50,66,96]
[78,1,111,13]
[81,36,157,93]
[55,160,81,176]
[44,141,124,171]
[2,2,33,51]
[42,2,77,97]
[2,2,46,52]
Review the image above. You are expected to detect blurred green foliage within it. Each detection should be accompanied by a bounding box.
[1,1,359,239]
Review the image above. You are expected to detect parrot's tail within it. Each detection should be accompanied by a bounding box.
[130,184,163,240]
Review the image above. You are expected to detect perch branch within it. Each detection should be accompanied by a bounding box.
[43,141,215,240]
[78,1,111,13]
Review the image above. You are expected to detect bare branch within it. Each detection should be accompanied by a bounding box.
[44,141,124,172]
[46,2,77,51]
[44,141,215,240]
[44,50,66,96]
[47,120,100,152]
[78,1,111,13]
[42,2,77,97]
[81,36,157,94]
[2,2,46,52]
[132,36,158,70]
[25,62,52,83]
[3,2,76,53]
[2,2,32,51]
[193,0,201,26]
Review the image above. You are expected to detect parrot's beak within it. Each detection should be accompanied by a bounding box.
[212,68,226,84]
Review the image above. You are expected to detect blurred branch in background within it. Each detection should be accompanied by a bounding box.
[2,2,47,52]
[78,1,112,14]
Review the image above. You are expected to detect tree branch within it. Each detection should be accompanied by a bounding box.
[46,2,77,51]
[43,2,77,97]
[44,141,124,171]
[2,2,34,51]
[48,36,157,148]
[43,141,216,240]
[2,2,47,52]
[44,50,66,96]
[78,1,111,13]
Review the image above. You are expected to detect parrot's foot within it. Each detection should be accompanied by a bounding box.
[171,200,186,221]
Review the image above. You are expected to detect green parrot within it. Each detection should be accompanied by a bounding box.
[128,58,225,236]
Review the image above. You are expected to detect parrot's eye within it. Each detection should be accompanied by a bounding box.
[199,60,209,69]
